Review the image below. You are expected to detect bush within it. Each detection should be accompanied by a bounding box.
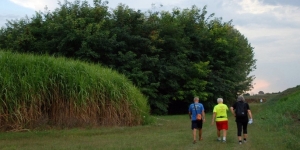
[0,51,151,131]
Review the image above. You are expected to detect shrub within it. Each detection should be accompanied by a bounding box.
[0,51,150,131]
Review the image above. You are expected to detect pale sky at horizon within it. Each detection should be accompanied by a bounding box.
[1,0,300,95]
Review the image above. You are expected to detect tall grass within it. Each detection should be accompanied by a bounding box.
[0,51,150,131]
[257,85,300,149]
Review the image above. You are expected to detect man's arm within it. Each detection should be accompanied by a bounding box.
[230,107,235,117]
[247,110,253,119]
[188,105,192,120]
[247,104,252,119]
[211,112,216,125]
[202,110,206,122]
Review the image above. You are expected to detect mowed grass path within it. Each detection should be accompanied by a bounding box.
[0,104,289,150]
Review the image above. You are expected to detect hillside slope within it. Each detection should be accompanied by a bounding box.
[257,85,300,149]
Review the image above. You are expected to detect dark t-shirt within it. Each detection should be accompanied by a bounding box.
[232,101,250,122]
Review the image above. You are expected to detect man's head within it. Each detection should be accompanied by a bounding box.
[217,98,223,103]
[194,97,199,103]
[237,95,245,102]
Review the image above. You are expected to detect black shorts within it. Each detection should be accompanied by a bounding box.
[191,120,203,129]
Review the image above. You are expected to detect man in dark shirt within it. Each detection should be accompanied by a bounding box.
[230,96,253,144]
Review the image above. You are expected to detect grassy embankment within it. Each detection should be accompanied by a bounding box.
[1,85,300,149]
[0,51,151,131]
[255,85,300,149]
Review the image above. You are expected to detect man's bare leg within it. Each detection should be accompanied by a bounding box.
[193,129,197,143]
[222,130,227,141]
[243,134,248,142]
[199,129,203,140]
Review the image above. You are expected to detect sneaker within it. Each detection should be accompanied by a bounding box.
[193,140,196,144]
[239,141,242,145]
[222,140,226,143]
[244,140,247,143]
[217,138,221,141]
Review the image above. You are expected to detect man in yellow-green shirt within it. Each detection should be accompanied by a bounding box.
[211,98,229,142]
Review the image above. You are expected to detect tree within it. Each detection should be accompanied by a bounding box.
[199,18,256,105]
[0,1,256,114]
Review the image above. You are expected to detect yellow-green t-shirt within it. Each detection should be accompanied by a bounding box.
[213,103,229,121]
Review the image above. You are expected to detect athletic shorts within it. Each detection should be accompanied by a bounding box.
[191,120,203,129]
[216,120,228,130]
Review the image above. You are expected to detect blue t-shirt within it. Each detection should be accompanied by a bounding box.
[189,103,205,121]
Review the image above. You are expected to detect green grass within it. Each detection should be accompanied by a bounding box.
[0,103,297,150]
[256,86,300,149]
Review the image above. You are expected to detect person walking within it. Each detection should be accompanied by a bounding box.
[188,97,206,144]
[211,98,229,142]
[230,95,253,144]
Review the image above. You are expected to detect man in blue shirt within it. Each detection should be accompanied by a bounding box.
[189,97,206,144]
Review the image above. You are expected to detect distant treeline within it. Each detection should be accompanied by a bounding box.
[0,0,256,114]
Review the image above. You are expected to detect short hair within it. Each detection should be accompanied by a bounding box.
[194,97,199,101]
[217,98,223,103]
[237,95,245,101]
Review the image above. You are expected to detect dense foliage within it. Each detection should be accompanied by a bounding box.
[0,51,150,130]
[0,0,256,114]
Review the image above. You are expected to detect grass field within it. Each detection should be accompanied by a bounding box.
[0,103,297,150]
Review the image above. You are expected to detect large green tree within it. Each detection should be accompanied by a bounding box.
[204,19,256,103]
[0,0,256,114]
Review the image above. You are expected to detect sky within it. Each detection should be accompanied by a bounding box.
[1,0,300,95]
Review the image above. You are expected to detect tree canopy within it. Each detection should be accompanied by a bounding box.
[0,0,256,114]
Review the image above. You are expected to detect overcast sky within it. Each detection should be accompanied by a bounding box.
[1,0,300,94]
